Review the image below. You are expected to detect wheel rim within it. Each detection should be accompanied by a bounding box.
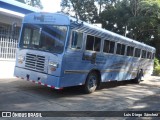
[88,76,97,89]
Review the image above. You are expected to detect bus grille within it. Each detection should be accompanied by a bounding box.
[25,53,45,72]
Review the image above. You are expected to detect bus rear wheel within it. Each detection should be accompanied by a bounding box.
[133,70,143,83]
[84,72,98,94]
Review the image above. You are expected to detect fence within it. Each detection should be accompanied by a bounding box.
[0,23,20,60]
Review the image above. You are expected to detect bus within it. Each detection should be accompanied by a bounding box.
[14,12,156,93]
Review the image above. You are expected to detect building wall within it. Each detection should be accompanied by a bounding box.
[0,1,40,78]
[0,13,22,27]
[0,14,21,78]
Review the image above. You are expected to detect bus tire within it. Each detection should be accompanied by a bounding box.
[84,72,98,94]
[133,70,143,84]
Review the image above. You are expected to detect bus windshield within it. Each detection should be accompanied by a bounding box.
[20,23,67,54]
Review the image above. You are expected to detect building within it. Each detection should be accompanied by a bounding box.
[0,0,40,78]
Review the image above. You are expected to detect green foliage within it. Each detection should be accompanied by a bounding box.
[61,0,98,22]
[16,0,43,9]
[153,58,160,76]
[154,58,160,67]
[16,0,25,3]
[61,0,160,56]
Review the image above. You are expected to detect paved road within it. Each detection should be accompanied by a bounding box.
[0,76,159,120]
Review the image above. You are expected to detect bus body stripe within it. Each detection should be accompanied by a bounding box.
[64,69,139,74]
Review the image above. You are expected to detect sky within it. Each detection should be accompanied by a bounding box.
[41,0,61,12]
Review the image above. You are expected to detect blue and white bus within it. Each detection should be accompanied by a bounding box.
[14,12,155,93]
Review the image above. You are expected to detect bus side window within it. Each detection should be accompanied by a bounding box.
[147,52,152,59]
[134,48,141,58]
[86,35,94,51]
[116,43,121,55]
[127,46,134,56]
[71,31,83,49]
[103,40,110,53]
[152,53,155,59]
[109,41,115,53]
[94,37,101,52]
[86,35,101,52]
[116,43,125,55]
[142,50,147,58]
[103,40,115,54]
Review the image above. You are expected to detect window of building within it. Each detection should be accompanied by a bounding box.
[134,48,141,58]
[127,46,134,56]
[71,31,83,49]
[86,35,101,52]
[103,40,115,54]
[116,43,125,55]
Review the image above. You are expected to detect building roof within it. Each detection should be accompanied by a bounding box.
[0,0,41,18]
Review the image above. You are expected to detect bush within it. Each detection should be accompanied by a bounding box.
[153,58,160,76]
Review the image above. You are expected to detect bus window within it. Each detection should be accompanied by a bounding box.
[134,48,141,58]
[152,53,155,59]
[86,35,101,52]
[116,43,121,55]
[32,29,40,46]
[86,35,94,51]
[142,50,146,58]
[147,52,152,59]
[23,28,31,46]
[121,44,125,55]
[103,40,109,53]
[109,41,115,53]
[116,43,125,55]
[94,37,101,52]
[127,46,134,56]
[103,40,115,54]
[71,31,83,49]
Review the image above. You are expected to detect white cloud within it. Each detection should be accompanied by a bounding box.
[41,0,61,12]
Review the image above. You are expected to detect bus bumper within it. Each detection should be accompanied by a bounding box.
[14,67,62,89]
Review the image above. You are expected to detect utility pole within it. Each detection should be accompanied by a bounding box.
[99,0,102,15]
[125,25,128,37]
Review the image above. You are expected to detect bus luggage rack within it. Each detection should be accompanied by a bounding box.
[25,53,45,72]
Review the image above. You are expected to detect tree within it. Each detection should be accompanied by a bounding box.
[100,0,160,56]
[15,0,43,9]
[99,0,131,35]
[61,0,98,23]
[16,0,25,3]
[61,0,160,57]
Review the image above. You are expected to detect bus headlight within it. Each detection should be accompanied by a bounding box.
[49,61,59,71]
[18,55,25,64]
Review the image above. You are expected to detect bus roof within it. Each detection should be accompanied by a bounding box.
[23,12,155,52]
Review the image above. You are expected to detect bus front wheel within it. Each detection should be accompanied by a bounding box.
[84,72,98,94]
